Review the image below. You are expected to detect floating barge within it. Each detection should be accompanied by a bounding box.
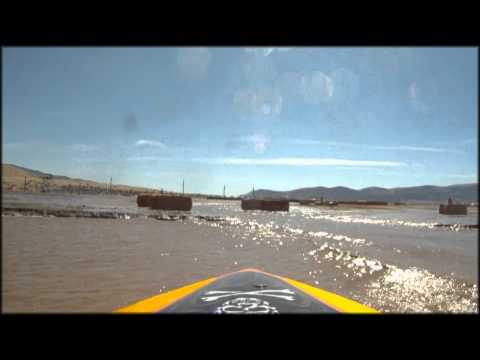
[439,204,467,215]
[241,199,289,212]
[439,198,467,215]
[137,193,156,207]
[137,194,192,211]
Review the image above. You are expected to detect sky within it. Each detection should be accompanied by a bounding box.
[2,47,478,196]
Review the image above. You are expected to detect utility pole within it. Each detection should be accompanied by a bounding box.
[223,185,226,198]
[110,177,112,193]
[182,179,185,195]
[252,185,255,198]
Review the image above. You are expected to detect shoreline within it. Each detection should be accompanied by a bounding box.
[1,206,228,223]
[2,206,477,230]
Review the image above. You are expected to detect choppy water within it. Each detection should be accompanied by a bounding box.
[2,193,478,313]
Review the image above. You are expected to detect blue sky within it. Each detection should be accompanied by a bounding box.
[2,47,478,195]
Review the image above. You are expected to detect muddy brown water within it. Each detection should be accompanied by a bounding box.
[2,192,478,313]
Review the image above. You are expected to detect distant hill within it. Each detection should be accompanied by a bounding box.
[1,163,234,198]
[3,164,69,180]
[243,183,478,203]
[1,164,159,195]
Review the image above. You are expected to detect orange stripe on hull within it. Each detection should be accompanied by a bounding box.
[115,277,217,313]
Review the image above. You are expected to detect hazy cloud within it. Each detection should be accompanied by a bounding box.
[408,82,429,113]
[372,171,477,180]
[431,138,477,148]
[441,173,477,179]
[134,139,168,149]
[275,67,358,106]
[244,47,293,57]
[126,156,158,162]
[301,71,334,104]
[408,82,419,100]
[233,88,282,117]
[239,134,269,153]
[368,145,462,153]
[196,157,406,167]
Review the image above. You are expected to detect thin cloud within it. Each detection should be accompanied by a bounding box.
[368,145,462,153]
[134,139,168,149]
[196,157,406,167]
[372,171,477,181]
[431,138,476,148]
[440,173,477,179]
[126,156,158,162]
[283,139,462,153]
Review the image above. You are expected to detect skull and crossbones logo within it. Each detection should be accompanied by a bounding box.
[202,289,296,314]
[214,297,279,314]
[201,289,296,302]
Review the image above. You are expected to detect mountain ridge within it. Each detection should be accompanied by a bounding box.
[244,183,478,203]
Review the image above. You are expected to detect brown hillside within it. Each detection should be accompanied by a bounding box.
[2,164,161,194]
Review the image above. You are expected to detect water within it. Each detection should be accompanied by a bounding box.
[2,193,478,313]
